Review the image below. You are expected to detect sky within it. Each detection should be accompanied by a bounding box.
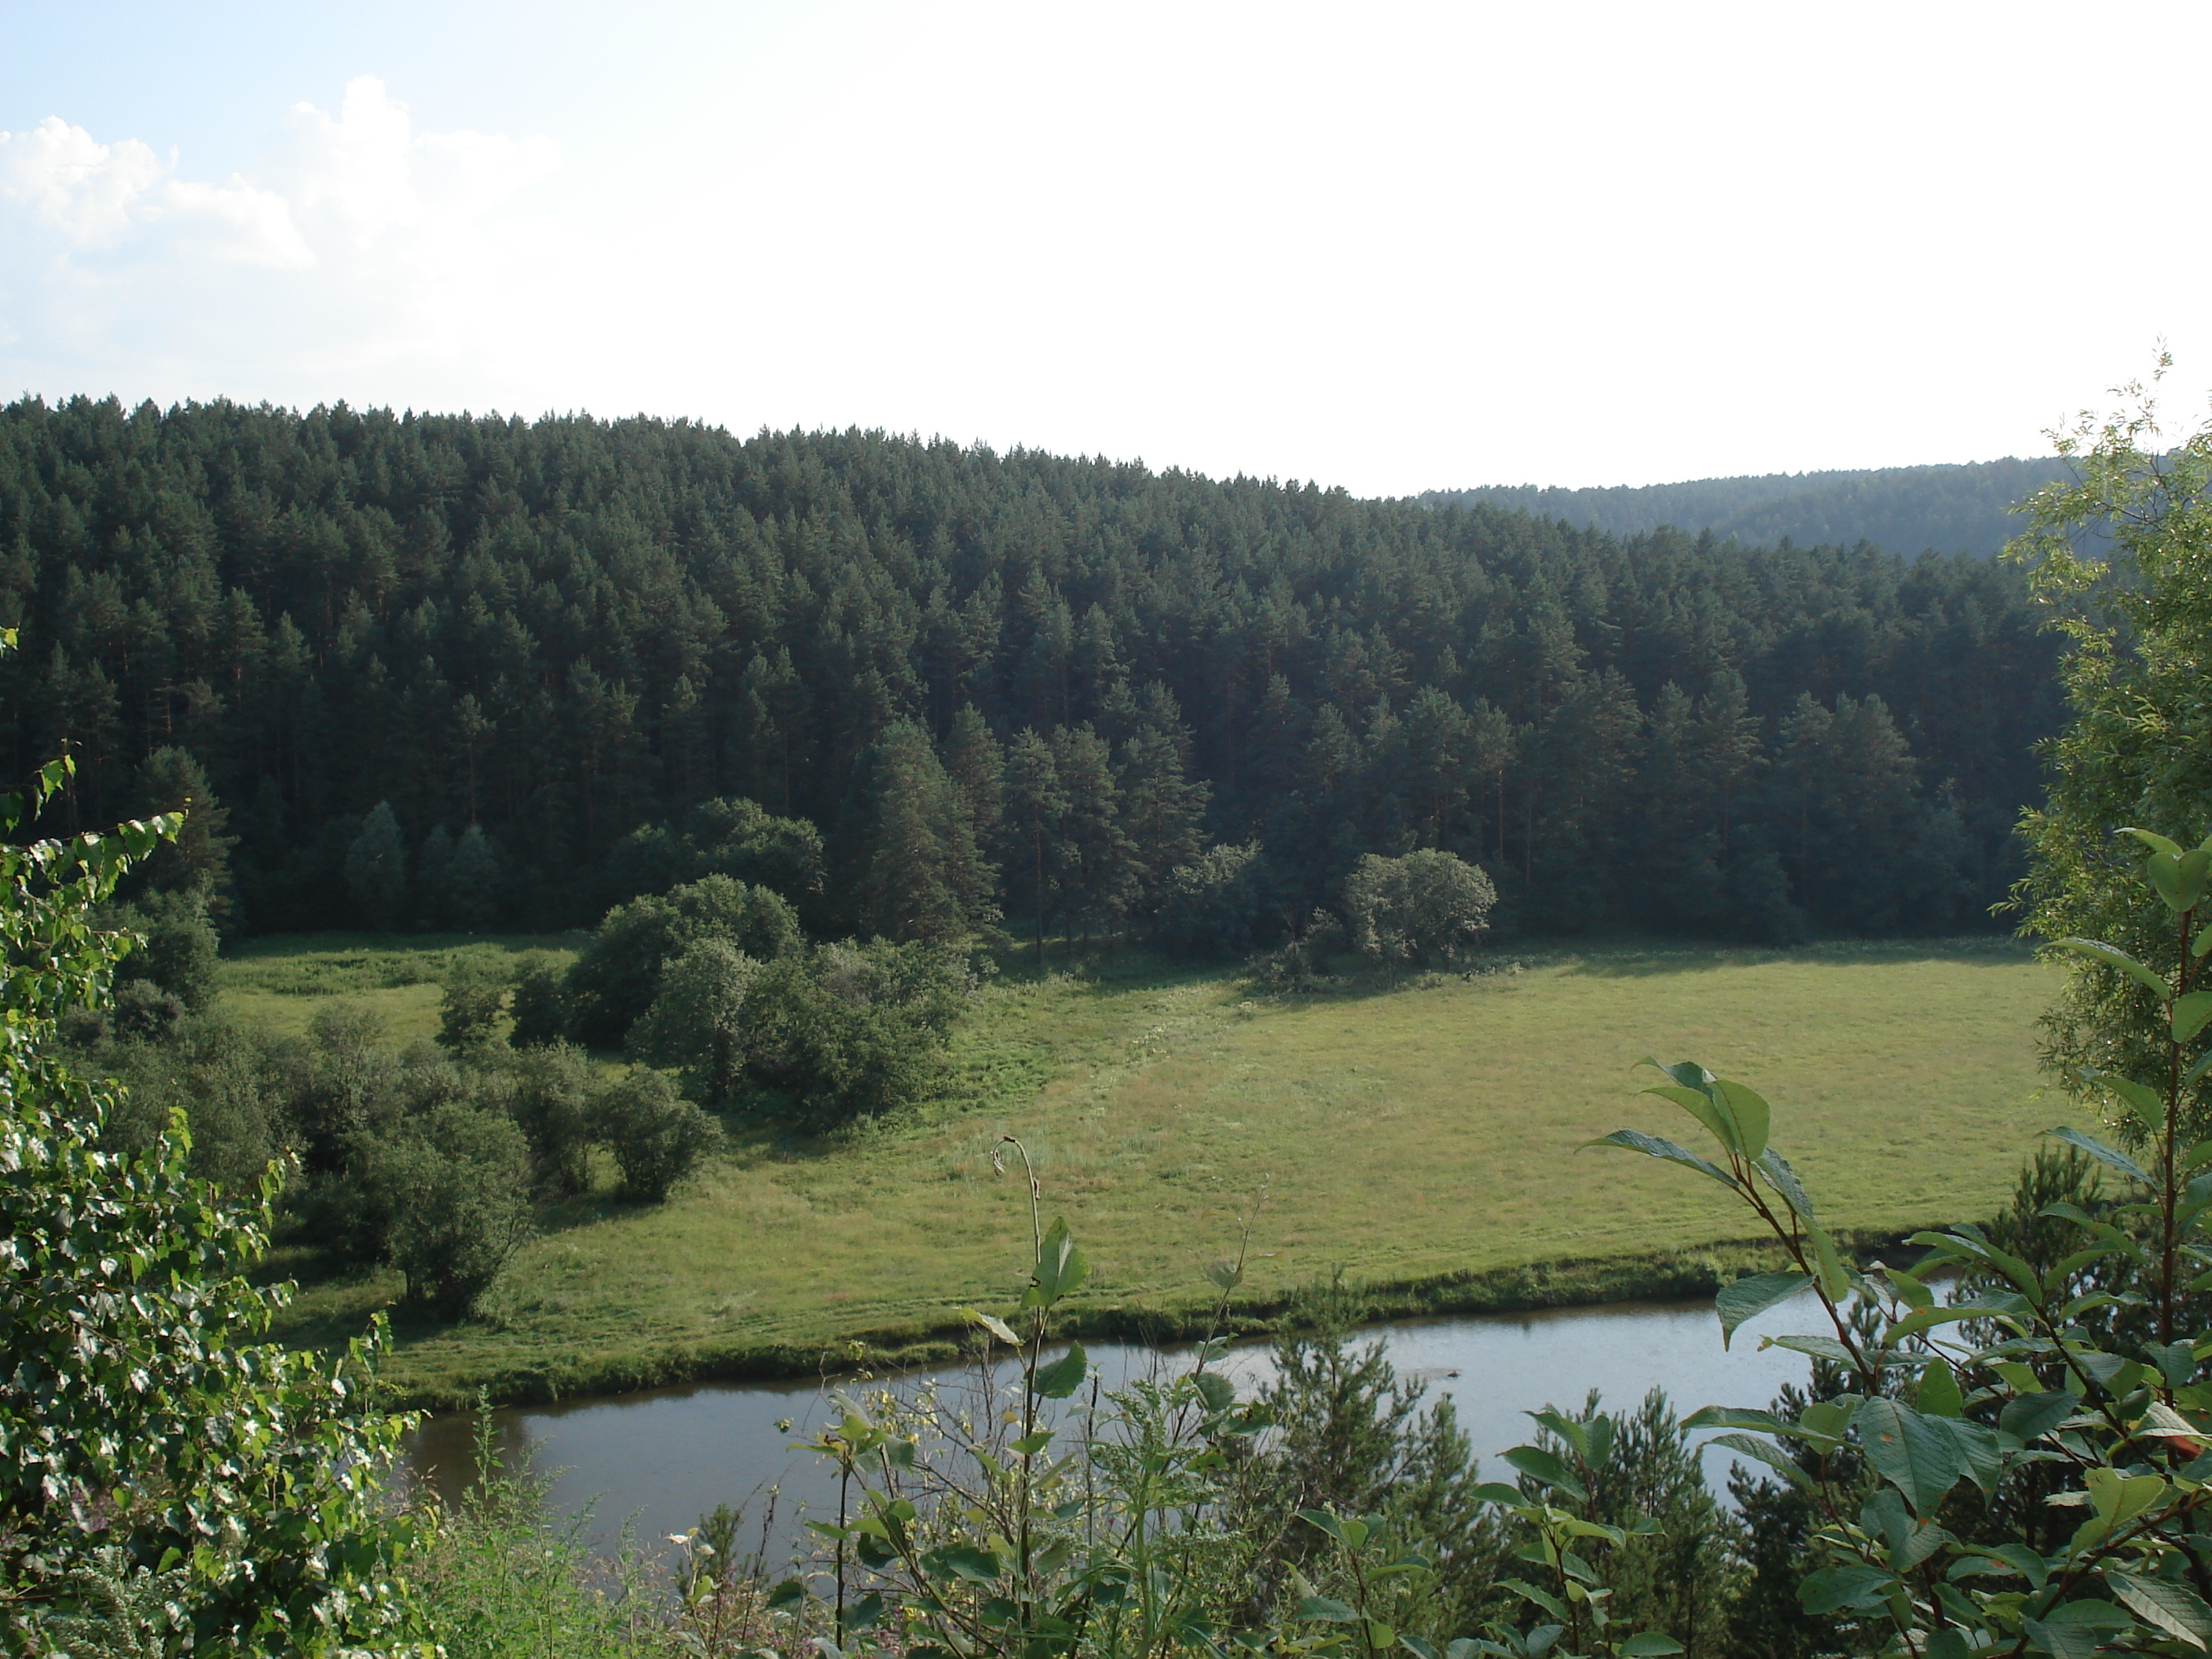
[3,0,2209,497]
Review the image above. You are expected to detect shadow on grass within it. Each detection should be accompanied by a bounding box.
[1550,932,2037,979]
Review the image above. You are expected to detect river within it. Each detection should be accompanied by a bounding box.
[403,1290,1822,1564]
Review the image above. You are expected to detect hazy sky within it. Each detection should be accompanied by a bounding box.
[3,1,2207,496]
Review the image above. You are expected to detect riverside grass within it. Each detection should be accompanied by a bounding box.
[245,936,2065,1407]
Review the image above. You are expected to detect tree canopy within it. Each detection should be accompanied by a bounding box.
[0,396,2063,943]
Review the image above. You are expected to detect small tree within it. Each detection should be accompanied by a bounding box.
[628,939,761,1104]
[1341,848,1497,972]
[595,1069,718,1202]
[358,1100,533,1316]
[507,951,573,1048]
[504,1039,604,1196]
[447,822,502,928]
[436,953,510,1052]
[2009,365,2212,1133]
[345,800,408,930]
[566,874,801,1048]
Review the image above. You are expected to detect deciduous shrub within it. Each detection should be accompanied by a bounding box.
[595,1068,718,1201]
[437,953,511,1052]
[566,874,801,1047]
[1341,848,1497,970]
[742,939,973,1127]
[1155,840,1289,958]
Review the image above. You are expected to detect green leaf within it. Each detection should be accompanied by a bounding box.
[1875,1261,1931,1309]
[1009,1430,1054,1456]
[1753,1146,1815,1221]
[2023,1613,2122,1659]
[1296,1509,1346,1542]
[1298,1598,1358,1624]
[1027,1217,1090,1307]
[958,1306,1021,1346]
[1681,1404,1791,1434]
[2122,828,2187,859]
[1500,1580,1569,1623]
[2195,919,2212,960]
[1203,1258,1243,1293]
[1807,1224,1854,1304]
[1797,1565,1896,1614]
[2045,1125,2151,1185]
[1580,1129,1736,1189]
[1855,1397,1962,1516]
[2149,849,2195,913]
[1916,1355,1963,1418]
[935,1545,1004,1583]
[2188,1050,2212,1091]
[1715,1270,1809,1349]
[1529,1408,1589,1461]
[2089,1069,2171,1135]
[1637,1058,1741,1154]
[2085,1466,2166,1525]
[1713,1079,1770,1160]
[1998,1391,2076,1444]
[1193,1371,1236,1414]
[2055,936,2173,998]
[1501,1445,1586,1501]
[1618,1637,1685,1657]
[2107,1572,2212,1649]
[2177,991,2212,1045]
[1708,1431,1812,1490]
[1033,1342,1087,1399]
[1762,1333,1859,1364]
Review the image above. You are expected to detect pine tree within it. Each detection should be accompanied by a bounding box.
[853,720,998,943]
[345,801,408,930]
[1001,729,1068,965]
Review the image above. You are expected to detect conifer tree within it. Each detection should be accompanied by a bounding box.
[345,801,408,930]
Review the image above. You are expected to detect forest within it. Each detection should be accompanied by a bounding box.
[0,396,2065,950]
[1423,456,2071,558]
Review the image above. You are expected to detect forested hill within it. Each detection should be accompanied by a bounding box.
[1420,456,2071,555]
[0,397,2064,944]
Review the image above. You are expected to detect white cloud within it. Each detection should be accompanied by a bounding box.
[0,115,311,267]
[0,77,559,399]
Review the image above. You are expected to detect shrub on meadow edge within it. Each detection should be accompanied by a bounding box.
[1341,848,1497,971]
[566,874,802,1048]
[507,951,573,1048]
[595,1068,718,1202]
[504,1039,604,1197]
[356,1099,534,1316]
[438,953,511,1052]
[1154,840,1290,958]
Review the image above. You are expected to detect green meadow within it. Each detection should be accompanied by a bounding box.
[243,936,2071,1406]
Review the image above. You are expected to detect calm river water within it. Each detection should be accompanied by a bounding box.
[404,1291,1820,1564]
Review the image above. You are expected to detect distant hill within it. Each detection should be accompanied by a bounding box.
[1419,456,2073,555]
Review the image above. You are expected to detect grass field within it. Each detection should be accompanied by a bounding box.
[218,932,587,1044]
[248,935,2070,1406]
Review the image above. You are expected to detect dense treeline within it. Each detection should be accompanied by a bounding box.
[1423,456,2070,557]
[0,396,2064,943]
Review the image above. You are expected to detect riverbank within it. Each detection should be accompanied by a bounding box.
[261,937,2058,1409]
[370,1233,1905,1411]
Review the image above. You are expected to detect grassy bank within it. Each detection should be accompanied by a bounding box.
[251,936,2066,1408]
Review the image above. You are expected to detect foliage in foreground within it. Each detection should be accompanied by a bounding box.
[0,698,421,1653]
[1597,830,2212,1654]
[2009,367,2212,1137]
